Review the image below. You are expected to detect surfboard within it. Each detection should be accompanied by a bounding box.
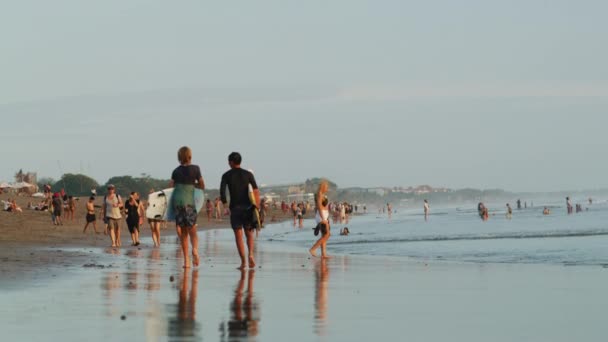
[248,184,261,232]
[146,188,205,221]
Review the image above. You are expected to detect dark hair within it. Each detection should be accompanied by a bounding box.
[89,196,95,201]
[228,152,242,165]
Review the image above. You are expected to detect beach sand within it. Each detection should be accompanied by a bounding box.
[1,194,607,341]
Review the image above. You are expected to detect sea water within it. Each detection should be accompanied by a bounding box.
[259,200,608,266]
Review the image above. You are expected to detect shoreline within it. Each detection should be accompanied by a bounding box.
[2,227,608,341]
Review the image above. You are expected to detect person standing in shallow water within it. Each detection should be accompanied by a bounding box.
[221,152,260,270]
[170,146,205,269]
[506,203,513,219]
[310,181,331,259]
[423,199,430,221]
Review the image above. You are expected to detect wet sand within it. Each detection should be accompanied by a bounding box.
[1,227,608,341]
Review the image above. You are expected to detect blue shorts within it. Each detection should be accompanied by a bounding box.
[175,206,198,228]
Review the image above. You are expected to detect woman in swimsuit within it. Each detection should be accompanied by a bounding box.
[309,180,331,259]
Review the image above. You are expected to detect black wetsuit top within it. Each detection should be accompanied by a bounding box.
[220,168,258,209]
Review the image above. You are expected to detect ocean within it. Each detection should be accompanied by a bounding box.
[255,199,608,266]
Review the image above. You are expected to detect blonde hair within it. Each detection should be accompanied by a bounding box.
[318,180,329,193]
[177,146,192,165]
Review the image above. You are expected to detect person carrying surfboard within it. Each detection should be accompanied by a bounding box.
[170,146,205,269]
[220,152,260,270]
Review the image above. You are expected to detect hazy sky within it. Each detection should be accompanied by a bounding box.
[1,1,607,192]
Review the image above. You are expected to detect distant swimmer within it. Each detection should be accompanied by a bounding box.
[543,207,551,215]
[340,227,350,236]
[423,199,430,221]
[506,203,512,219]
[566,197,573,215]
[478,202,489,221]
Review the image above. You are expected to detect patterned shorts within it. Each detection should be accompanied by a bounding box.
[175,205,198,228]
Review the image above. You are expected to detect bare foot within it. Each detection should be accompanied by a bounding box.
[237,264,246,270]
[111,244,117,248]
[309,248,317,257]
[248,256,256,268]
[192,253,200,267]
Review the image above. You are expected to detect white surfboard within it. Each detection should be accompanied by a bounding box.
[146,188,205,221]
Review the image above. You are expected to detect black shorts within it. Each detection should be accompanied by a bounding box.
[86,213,96,223]
[175,206,197,228]
[127,220,140,234]
[230,206,257,230]
[53,209,62,217]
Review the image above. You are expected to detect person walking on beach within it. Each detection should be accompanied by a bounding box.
[221,152,260,270]
[214,198,223,221]
[83,196,99,234]
[147,189,162,247]
[52,193,63,225]
[170,146,205,269]
[310,180,331,259]
[205,199,213,222]
[102,184,123,247]
[125,192,143,246]
[65,195,76,222]
[424,199,430,221]
[506,203,513,219]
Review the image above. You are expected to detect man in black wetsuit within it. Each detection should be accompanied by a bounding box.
[221,152,260,270]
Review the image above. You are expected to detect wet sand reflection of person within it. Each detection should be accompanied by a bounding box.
[220,270,260,341]
[145,248,161,292]
[168,270,200,340]
[314,259,329,337]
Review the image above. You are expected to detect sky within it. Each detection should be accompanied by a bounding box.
[1,0,607,192]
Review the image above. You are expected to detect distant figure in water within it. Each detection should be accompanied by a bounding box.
[340,227,350,236]
[478,202,489,221]
[517,199,522,210]
[589,198,593,205]
[524,201,527,209]
[576,204,583,213]
[566,197,573,215]
[387,203,392,219]
[423,199,430,221]
[506,203,512,219]
[543,207,551,215]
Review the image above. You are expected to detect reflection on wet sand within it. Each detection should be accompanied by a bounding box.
[146,248,161,293]
[168,270,200,340]
[220,270,260,341]
[314,259,329,336]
